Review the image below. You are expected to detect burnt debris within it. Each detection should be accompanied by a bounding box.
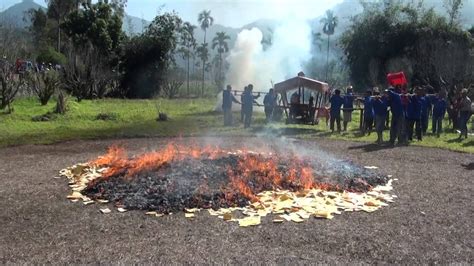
[84,152,388,213]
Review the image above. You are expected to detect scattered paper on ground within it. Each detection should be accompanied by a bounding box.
[60,163,396,227]
[100,208,111,214]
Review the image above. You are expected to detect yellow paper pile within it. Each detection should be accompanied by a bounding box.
[59,163,396,226]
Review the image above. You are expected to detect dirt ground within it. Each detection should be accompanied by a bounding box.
[0,137,473,264]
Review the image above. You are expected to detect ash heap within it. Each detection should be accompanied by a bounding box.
[60,141,396,226]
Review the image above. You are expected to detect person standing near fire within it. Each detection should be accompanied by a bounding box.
[372,88,388,144]
[242,84,260,128]
[458,88,472,140]
[430,91,447,137]
[240,86,247,122]
[329,89,344,133]
[405,87,423,142]
[222,85,241,126]
[387,87,407,146]
[362,89,374,135]
[343,87,356,131]
[263,88,277,123]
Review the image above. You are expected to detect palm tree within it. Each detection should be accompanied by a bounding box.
[180,22,197,96]
[196,43,209,96]
[197,10,214,96]
[212,31,230,90]
[320,10,338,81]
[198,10,214,44]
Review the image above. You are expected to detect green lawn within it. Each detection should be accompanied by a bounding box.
[1,97,473,153]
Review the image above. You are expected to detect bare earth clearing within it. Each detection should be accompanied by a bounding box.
[0,137,472,264]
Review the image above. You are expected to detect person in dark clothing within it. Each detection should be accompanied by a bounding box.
[362,90,374,135]
[343,87,355,131]
[242,84,260,128]
[458,88,472,139]
[289,91,300,121]
[430,93,447,137]
[309,96,316,122]
[387,88,407,145]
[373,91,388,144]
[263,88,277,123]
[240,86,247,122]
[329,89,344,133]
[222,85,241,126]
[405,87,423,141]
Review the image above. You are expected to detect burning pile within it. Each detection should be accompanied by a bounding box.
[60,141,396,226]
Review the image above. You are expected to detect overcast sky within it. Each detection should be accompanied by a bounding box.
[1,0,343,27]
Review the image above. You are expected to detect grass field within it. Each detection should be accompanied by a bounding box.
[1,97,473,153]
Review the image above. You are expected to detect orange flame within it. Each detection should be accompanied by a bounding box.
[91,143,340,201]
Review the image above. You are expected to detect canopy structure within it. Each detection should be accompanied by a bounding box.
[273,74,329,125]
[274,75,329,106]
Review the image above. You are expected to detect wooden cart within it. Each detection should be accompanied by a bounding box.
[274,75,329,125]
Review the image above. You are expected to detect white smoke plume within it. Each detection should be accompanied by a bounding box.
[225,18,313,92]
[215,18,312,111]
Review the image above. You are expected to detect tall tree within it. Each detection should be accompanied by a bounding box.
[196,42,209,95]
[197,10,213,96]
[212,31,230,90]
[320,10,338,82]
[179,22,197,96]
[443,0,464,27]
[45,0,76,52]
[120,12,183,98]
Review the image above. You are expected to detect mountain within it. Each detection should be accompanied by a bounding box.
[123,14,149,35]
[0,0,44,28]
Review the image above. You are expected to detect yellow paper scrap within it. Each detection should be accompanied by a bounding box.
[238,216,261,227]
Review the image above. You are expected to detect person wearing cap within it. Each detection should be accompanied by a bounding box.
[458,88,472,139]
[222,85,241,126]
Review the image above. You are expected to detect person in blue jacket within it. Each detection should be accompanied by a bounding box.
[372,89,388,144]
[329,89,344,133]
[386,88,407,145]
[420,89,430,135]
[242,84,260,128]
[362,89,374,135]
[431,93,447,137]
[405,87,423,141]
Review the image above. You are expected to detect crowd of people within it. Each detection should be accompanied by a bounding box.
[221,83,473,144]
[329,85,473,145]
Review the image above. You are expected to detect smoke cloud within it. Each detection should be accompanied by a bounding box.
[225,18,312,91]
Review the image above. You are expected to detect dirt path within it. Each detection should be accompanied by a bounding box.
[0,137,472,264]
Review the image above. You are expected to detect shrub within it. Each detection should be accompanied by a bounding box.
[36,47,67,66]
[28,71,61,105]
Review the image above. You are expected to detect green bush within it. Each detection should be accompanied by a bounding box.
[36,47,67,65]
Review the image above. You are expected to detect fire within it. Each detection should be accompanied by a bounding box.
[90,143,342,202]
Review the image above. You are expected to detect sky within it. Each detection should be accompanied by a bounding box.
[1,0,343,27]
